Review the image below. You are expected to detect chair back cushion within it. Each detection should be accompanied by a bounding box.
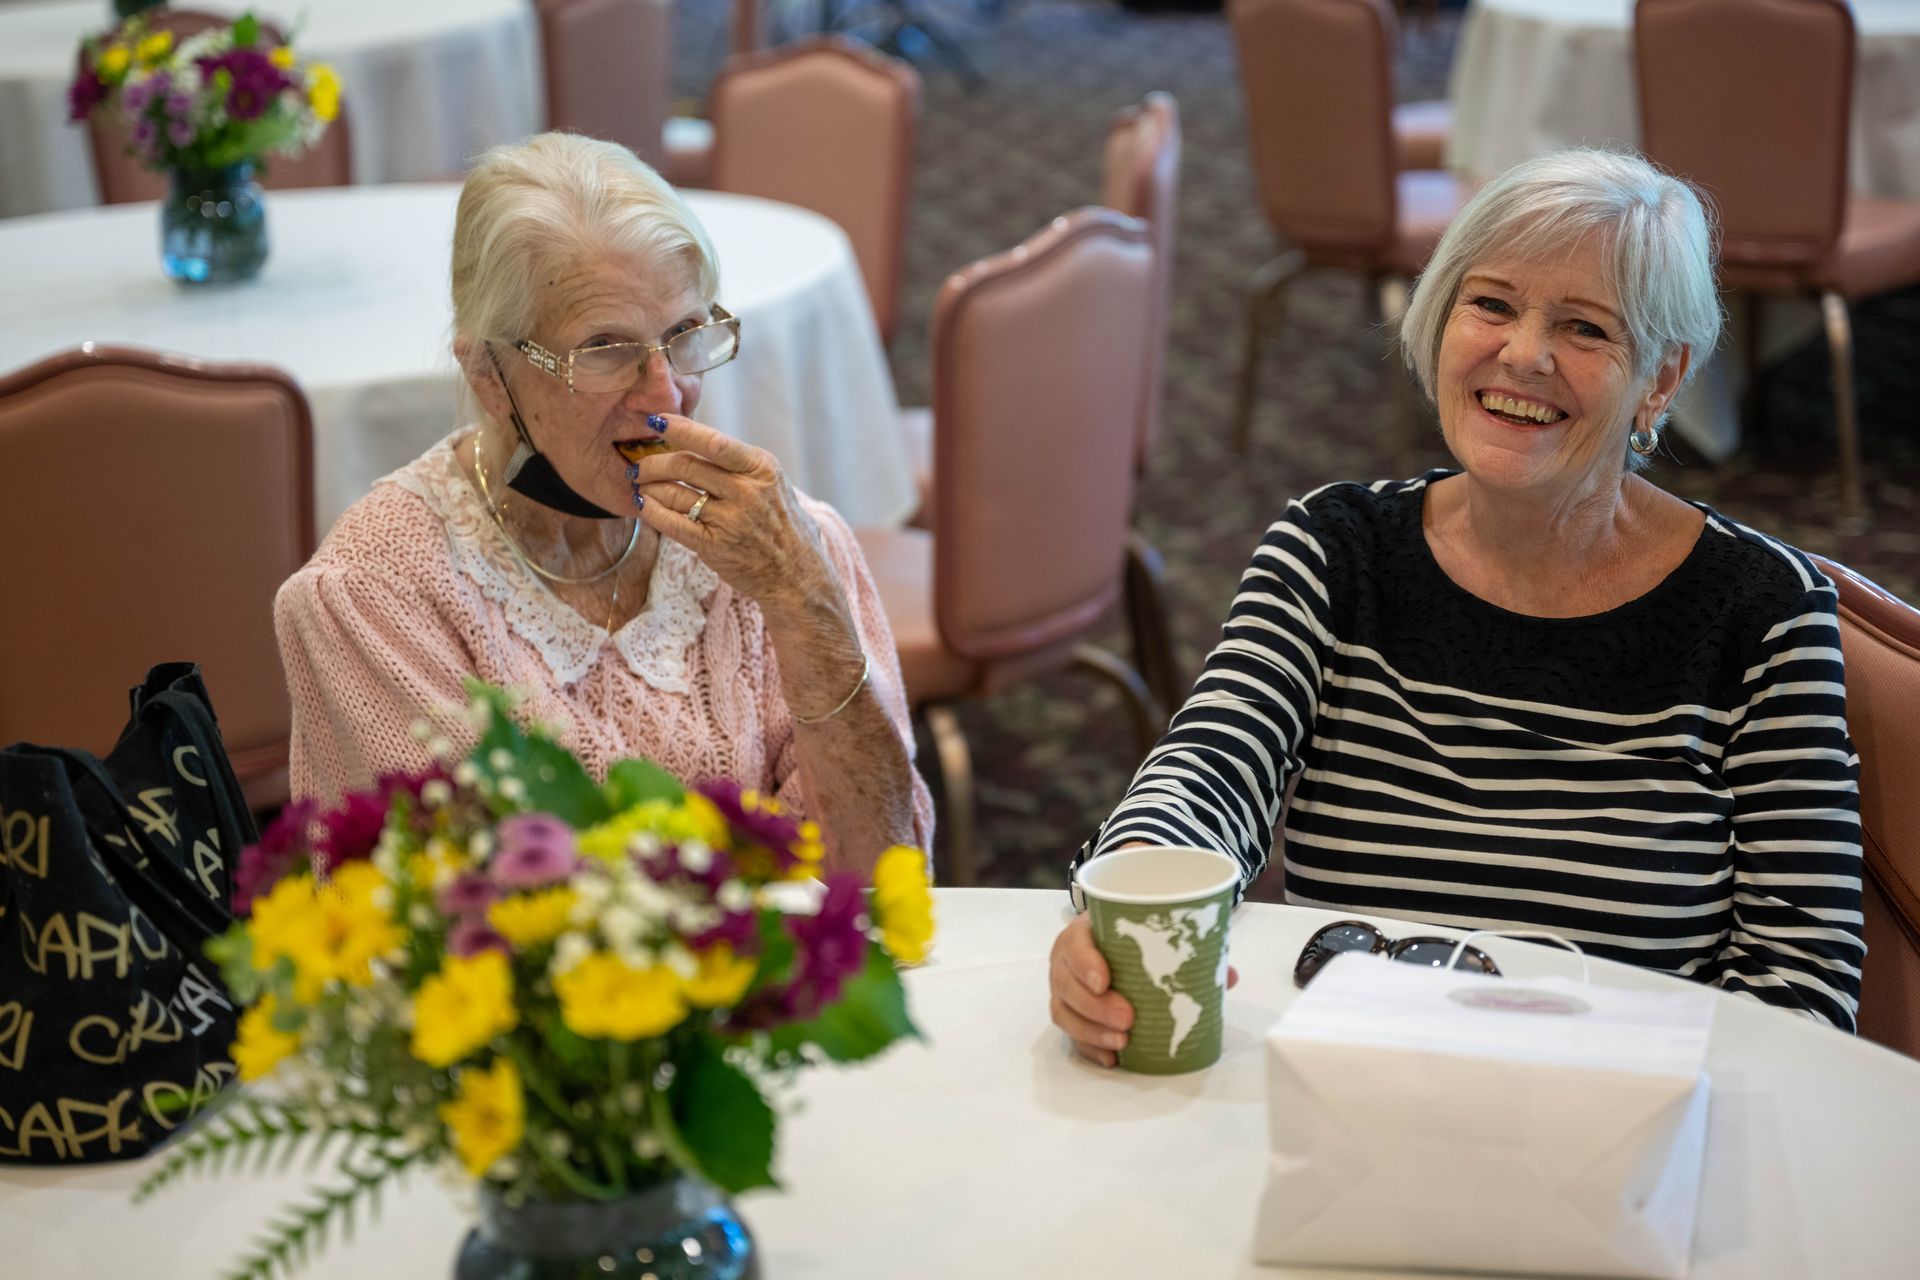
[535,0,673,169]
[1634,0,1852,267]
[1101,91,1181,474]
[86,10,352,204]
[1228,0,1398,253]
[0,347,314,795]
[710,38,920,343]
[1812,555,1920,1060]
[930,209,1155,662]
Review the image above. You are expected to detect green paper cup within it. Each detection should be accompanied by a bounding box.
[1076,846,1239,1074]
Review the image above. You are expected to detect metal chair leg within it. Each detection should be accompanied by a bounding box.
[1124,532,1179,724]
[1820,290,1865,525]
[1232,250,1304,454]
[923,703,976,886]
[1374,274,1418,476]
[1070,644,1163,761]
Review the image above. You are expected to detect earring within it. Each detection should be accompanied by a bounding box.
[1629,421,1661,456]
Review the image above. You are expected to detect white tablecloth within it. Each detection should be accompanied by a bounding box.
[4,888,1917,1277]
[0,185,915,529]
[1449,0,1920,200]
[0,0,543,218]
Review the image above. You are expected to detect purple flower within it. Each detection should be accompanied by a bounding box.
[233,799,317,913]
[687,907,758,954]
[490,813,580,888]
[167,118,195,147]
[163,91,192,118]
[67,68,107,122]
[694,778,805,874]
[314,787,390,874]
[447,917,510,958]
[638,843,735,895]
[781,874,869,1018]
[122,77,156,113]
[196,47,291,122]
[437,871,502,918]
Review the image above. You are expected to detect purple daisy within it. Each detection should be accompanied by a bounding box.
[437,871,502,918]
[694,778,804,874]
[447,917,510,958]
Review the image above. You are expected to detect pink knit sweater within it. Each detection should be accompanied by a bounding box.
[275,435,933,849]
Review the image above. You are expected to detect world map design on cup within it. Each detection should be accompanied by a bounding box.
[1076,846,1239,1074]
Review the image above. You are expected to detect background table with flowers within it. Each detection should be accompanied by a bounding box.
[6,888,1920,1277]
[0,0,541,218]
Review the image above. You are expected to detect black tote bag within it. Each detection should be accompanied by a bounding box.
[0,663,257,1163]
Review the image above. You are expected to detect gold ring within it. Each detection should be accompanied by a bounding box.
[687,490,711,523]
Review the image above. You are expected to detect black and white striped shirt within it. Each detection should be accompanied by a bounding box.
[1082,474,1864,1030]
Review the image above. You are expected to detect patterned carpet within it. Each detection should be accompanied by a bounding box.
[674,1,1920,893]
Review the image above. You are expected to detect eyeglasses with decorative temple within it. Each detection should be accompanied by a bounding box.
[512,304,741,394]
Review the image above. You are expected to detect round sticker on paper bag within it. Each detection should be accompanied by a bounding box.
[1447,987,1592,1016]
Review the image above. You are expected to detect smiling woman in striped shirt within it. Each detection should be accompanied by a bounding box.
[1050,149,1864,1066]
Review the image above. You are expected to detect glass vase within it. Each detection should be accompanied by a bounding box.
[454,1176,759,1280]
[113,0,164,18]
[160,164,268,285]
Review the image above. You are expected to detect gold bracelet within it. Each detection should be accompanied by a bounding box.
[792,652,871,725]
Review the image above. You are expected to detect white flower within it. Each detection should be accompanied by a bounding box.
[632,1133,663,1159]
[612,941,657,970]
[600,904,644,949]
[550,932,593,975]
[426,736,454,760]
[678,842,713,874]
[488,749,516,773]
[498,777,527,802]
[454,761,481,787]
[717,881,752,913]
[407,903,435,929]
[663,944,698,980]
[542,1131,571,1158]
[410,719,436,742]
[421,780,453,807]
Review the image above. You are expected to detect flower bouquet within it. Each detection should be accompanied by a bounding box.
[138,684,933,1279]
[68,11,340,282]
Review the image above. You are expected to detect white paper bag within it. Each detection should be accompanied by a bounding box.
[1255,951,1716,1279]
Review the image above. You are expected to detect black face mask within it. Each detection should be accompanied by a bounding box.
[486,345,621,520]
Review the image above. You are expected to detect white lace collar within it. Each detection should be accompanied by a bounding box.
[390,435,720,691]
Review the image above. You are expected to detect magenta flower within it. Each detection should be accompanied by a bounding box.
[638,843,735,895]
[490,813,580,888]
[233,798,317,913]
[694,778,804,873]
[196,47,290,122]
[781,874,869,1018]
[121,76,156,114]
[437,871,501,918]
[67,69,107,122]
[163,90,192,118]
[167,118,195,147]
[314,787,389,874]
[447,917,510,958]
[687,907,758,954]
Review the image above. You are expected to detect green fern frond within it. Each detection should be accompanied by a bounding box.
[217,1146,423,1280]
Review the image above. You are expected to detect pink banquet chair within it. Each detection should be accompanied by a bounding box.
[1635,0,1920,522]
[1228,0,1469,461]
[855,209,1162,886]
[708,37,920,346]
[85,9,352,206]
[1811,556,1920,1062]
[535,0,672,171]
[0,346,315,813]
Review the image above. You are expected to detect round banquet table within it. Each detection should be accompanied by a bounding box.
[0,184,916,530]
[3,888,1918,1278]
[0,0,542,219]
[1448,0,1920,200]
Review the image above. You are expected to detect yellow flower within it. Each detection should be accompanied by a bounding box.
[246,868,402,1003]
[681,943,758,1008]
[134,31,173,67]
[871,845,934,966]
[306,63,340,124]
[554,952,685,1040]
[231,995,299,1082]
[96,45,131,80]
[787,819,826,881]
[411,951,519,1067]
[577,796,728,863]
[405,836,469,890]
[268,46,296,70]
[487,888,578,949]
[439,1057,524,1177]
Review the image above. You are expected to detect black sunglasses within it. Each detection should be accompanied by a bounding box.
[1294,920,1502,988]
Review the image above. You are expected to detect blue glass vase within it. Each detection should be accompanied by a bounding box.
[454,1177,759,1280]
[161,164,268,285]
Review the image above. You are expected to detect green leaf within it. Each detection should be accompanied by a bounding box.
[767,947,918,1064]
[602,759,684,812]
[465,680,609,827]
[232,12,259,47]
[668,1039,777,1194]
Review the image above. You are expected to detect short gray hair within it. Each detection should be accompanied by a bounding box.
[1399,149,1722,466]
[451,131,720,349]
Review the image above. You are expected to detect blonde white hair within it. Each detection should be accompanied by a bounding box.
[1398,148,1722,468]
[451,131,720,352]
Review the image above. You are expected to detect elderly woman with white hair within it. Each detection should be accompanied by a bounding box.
[1050,148,1864,1060]
[275,132,932,869]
